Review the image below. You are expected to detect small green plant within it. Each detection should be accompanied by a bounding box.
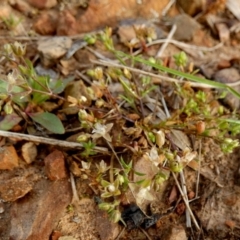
[0,42,73,133]
[98,200,122,223]
[81,141,96,157]
[2,15,22,30]
[174,51,188,70]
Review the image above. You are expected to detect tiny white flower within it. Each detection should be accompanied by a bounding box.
[12,41,26,56]
[81,161,91,170]
[7,72,16,85]
[7,69,19,92]
[96,160,109,173]
[136,186,154,201]
[92,122,113,142]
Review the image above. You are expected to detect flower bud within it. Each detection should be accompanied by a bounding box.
[98,202,111,211]
[155,130,165,147]
[77,134,90,143]
[11,42,26,56]
[4,102,13,114]
[111,210,121,223]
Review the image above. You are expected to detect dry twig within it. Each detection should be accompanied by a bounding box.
[156,24,177,58]
[70,172,81,205]
[172,172,200,230]
[162,0,176,16]
[0,130,108,152]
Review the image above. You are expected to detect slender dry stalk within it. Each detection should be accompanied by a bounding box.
[162,0,176,16]
[139,227,152,240]
[159,89,192,228]
[115,227,126,240]
[196,140,202,197]
[156,24,177,58]
[180,170,192,227]
[172,172,200,230]
[70,172,81,205]
[0,130,108,152]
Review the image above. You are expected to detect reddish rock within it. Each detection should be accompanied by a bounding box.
[9,0,33,15]
[95,207,120,240]
[0,177,32,202]
[51,230,62,240]
[75,0,170,33]
[217,59,231,69]
[27,0,57,9]
[57,10,78,36]
[0,5,11,19]
[34,11,58,35]
[44,150,68,180]
[0,145,18,170]
[176,0,204,16]
[10,178,72,240]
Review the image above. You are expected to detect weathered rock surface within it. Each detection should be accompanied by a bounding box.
[171,14,202,41]
[27,0,57,9]
[37,37,72,66]
[213,68,240,109]
[33,0,172,35]
[57,10,78,36]
[95,207,120,240]
[44,150,68,180]
[0,176,32,202]
[9,178,72,240]
[34,10,58,35]
[0,145,18,170]
[22,142,38,164]
[9,0,33,15]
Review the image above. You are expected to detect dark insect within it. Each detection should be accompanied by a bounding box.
[121,204,162,230]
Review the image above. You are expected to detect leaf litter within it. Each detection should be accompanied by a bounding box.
[1,0,240,240]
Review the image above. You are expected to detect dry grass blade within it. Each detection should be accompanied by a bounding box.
[156,24,177,58]
[70,172,81,205]
[162,0,176,16]
[172,172,200,230]
[180,170,191,228]
[196,140,202,198]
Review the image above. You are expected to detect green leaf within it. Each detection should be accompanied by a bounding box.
[49,76,74,94]
[120,157,132,170]
[28,112,65,134]
[101,179,110,187]
[31,75,50,104]
[0,80,29,106]
[136,178,151,188]
[0,113,22,130]
[134,170,146,176]
[101,192,113,198]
